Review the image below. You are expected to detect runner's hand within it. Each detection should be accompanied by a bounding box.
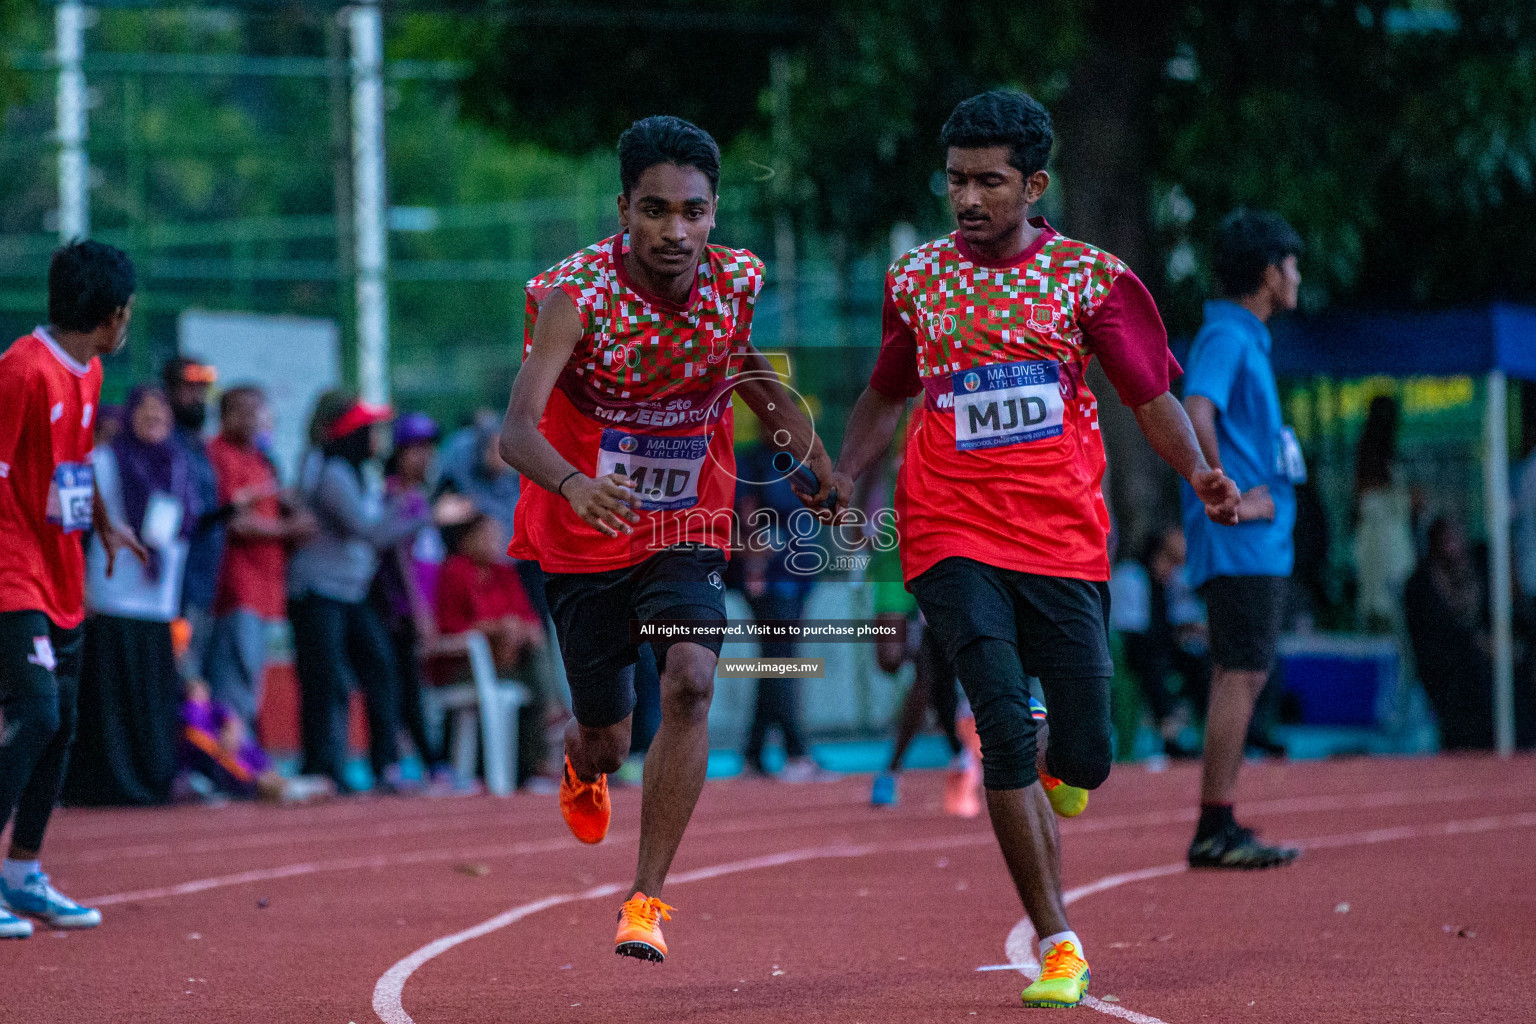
[566,473,640,537]
[1193,468,1240,526]
[100,519,150,577]
[1236,484,1276,524]
[790,446,846,521]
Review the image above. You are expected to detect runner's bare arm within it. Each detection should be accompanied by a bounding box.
[731,347,842,511]
[834,386,908,488]
[1134,392,1239,525]
[499,289,638,538]
[92,483,149,576]
[1183,395,1223,473]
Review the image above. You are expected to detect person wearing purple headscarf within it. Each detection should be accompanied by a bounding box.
[65,386,199,806]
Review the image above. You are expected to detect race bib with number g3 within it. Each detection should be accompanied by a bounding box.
[596,429,709,511]
[46,461,95,533]
[951,361,1065,451]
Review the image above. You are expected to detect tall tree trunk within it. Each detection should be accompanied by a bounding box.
[1056,0,1177,557]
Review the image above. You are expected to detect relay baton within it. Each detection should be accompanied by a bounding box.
[772,450,839,511]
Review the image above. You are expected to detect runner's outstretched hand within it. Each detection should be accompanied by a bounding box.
[565,472,640,537]
[1192,468,1240,526]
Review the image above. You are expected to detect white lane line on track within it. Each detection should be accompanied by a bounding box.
[372,843,887,1024]
[80,782,1530,907]
[57,787,881,865]
[78,803,945,907]
[998,809,1536,1024]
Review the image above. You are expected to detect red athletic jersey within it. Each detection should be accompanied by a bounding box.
[868,221,1178,584]
[509,234,765,573]
[0,330,103,628]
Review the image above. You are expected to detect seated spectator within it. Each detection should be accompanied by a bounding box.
[435,510,544,671]
[1404,517,1495,750]
[433,508,551,787]
[68,386,200,806]
[178,679,332,804]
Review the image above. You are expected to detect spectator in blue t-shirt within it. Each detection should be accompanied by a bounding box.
[1179,210,1303,870]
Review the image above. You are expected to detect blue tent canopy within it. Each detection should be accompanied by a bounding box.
[1269,303,1536,380]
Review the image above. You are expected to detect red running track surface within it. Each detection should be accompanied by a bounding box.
[8,754,1535,1023]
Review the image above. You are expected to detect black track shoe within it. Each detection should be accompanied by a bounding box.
[1188,823,1300,869]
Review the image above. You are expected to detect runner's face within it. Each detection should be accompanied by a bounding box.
[618,163,716,283]
[946,147,1048,251]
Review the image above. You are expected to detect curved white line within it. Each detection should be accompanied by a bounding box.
[1000,809,1536,1023]
[372,842,883,1024]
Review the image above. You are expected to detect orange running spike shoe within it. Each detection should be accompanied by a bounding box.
[559,756,610,844]
[614,893,674,962]
[1040,772,1089,818]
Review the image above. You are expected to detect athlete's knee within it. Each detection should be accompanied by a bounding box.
[1046,743,1111,791]
[659,644,715,719]
[1039,677,1113,790]
[953,638,1038,791]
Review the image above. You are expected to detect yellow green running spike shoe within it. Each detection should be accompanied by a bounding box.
[1041,773,1089,818]
[1021,940,1090,1008]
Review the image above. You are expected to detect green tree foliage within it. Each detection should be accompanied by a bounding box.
[448,0,1536,321]
[1154,0,1536,322]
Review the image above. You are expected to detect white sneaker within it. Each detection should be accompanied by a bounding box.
[0,871,101,929]
[0,901,34,938]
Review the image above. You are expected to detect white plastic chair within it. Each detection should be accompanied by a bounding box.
[421,630,530,797]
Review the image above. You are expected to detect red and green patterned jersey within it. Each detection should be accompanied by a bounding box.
[868,219,1179,583]
[510,233,766,573]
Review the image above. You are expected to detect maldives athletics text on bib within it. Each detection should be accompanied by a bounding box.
[952,361,1065,451]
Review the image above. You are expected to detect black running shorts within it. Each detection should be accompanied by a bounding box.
[1201,574,1286,672]
[909,556,1113,678]
[543,544,728,729]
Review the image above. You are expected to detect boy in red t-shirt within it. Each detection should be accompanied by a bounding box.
[0,241,145,939]
[434,511,543,671]
[432,508,551,790]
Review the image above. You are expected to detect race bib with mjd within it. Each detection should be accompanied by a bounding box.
[952,361,1065,451]
[595,429,708,510]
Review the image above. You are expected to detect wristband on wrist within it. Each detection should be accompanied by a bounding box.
[557,470,582,498]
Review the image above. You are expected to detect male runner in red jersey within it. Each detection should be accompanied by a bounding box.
[0,241,146,939]
[834,91,1239,1008]
[499,116,834,963]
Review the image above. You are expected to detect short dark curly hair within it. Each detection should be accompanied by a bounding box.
[940,90,1054,178]
[1212,209,1302,297]
[618,116,721,197]
[48,240,136,333]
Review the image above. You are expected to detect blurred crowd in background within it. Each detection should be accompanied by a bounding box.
[59,350,1536,810]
